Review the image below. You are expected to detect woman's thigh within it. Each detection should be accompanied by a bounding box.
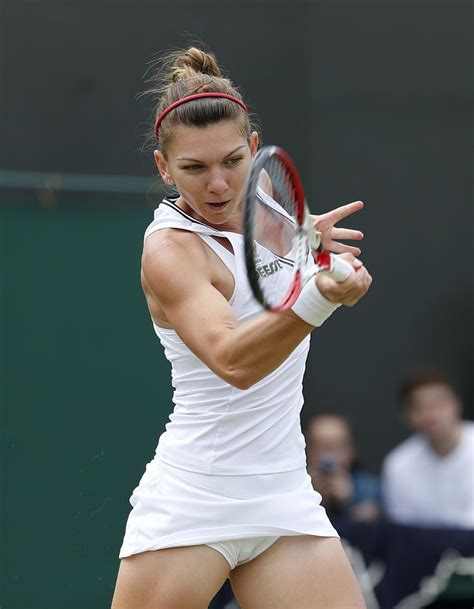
[111,545,231,609]
[230,536,366,609]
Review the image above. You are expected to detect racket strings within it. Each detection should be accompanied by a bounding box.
[245,146,315,311]
[251,157,301,308]
[266,157,297,217]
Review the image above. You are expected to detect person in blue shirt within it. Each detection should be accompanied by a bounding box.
[304,413,381,521]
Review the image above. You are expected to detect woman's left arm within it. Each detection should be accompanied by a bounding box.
[310,200,365,256]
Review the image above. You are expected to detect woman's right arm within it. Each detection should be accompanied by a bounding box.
[142,232,372,390]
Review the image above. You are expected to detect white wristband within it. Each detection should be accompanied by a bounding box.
[291,275,341,327]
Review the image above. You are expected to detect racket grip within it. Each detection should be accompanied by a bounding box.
[327,254,355,282]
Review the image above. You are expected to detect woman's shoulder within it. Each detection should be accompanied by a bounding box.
[142,199,217,287]
[145,197,208,246]
[144,223,203,248]
[142,226,209,276]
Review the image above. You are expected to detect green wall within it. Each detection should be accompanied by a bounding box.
[1,205,173,608]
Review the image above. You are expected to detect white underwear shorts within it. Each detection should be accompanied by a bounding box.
[207,536,280,569]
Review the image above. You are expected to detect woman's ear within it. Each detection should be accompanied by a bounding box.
[154,150,172,183]
[250,131,259,157]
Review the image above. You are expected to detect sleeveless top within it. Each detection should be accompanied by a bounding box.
[144,197,311,476]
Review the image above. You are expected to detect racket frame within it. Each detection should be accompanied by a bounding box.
[244,146,349,312]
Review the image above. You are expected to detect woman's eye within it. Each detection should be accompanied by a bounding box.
[182,165,203,172]
[225,156,243,166]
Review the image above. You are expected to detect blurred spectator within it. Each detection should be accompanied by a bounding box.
[304,413,381,522]
[382,368,474,528]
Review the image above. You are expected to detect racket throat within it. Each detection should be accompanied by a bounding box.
[274,269,302,311]
[315,249,331,271]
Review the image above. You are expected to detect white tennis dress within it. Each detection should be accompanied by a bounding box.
[119,197,338,564]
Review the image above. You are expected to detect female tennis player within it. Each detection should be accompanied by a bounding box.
[111,47,372,609]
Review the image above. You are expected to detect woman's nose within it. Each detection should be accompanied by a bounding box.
[207,172,228,195]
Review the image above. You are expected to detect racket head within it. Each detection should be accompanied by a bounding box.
[243,146,308,311]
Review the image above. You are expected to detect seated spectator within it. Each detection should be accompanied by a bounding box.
[304,413,381,522]
[382,367,474,528]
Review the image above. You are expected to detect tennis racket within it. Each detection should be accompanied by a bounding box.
[243,146,354,312]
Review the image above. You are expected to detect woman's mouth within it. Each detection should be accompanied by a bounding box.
[206,200,231,209]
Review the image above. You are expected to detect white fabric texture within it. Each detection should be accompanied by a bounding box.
[382,420,474,528]
[291,269,341,327]
[119,198,338,559]
[119,460,338,559]
[144,198,313,476]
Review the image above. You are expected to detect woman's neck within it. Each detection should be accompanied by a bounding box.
[176,196,243,233]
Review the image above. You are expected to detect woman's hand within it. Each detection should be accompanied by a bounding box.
[316,253,372,307]
[310,200,364,256]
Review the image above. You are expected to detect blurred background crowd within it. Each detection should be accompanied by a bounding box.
[304,368,473,530]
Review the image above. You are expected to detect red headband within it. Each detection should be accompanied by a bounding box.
[154,93,248,137]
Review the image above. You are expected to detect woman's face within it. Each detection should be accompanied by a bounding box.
[155,120,259,230]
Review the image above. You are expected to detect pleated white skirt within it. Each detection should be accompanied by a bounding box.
[119,458,339,559]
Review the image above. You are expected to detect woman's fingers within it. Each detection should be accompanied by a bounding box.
[330,200,364,222]
[336,252,359,267]
[316,258,372,306]
[327,241,362,256]
[311,201,366,256]
[331,228,364,241]
[315,200,364,226]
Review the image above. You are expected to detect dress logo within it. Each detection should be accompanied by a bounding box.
[255,258,284,278]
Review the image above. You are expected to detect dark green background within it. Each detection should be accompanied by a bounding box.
[2,207,173,606]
